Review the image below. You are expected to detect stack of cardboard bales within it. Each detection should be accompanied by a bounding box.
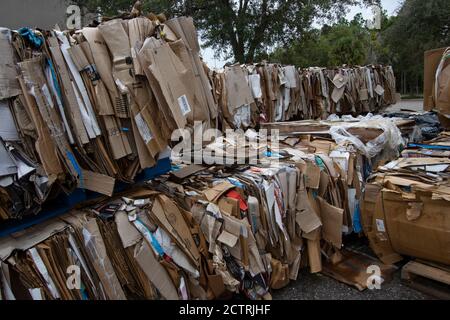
[0,16,217,221]
[213,64,397,129]
[0,114,407,300]
[361,45,450,268]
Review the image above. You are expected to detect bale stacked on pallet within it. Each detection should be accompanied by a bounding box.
[0,16,217,221]
[362,132,450,266]
[0,115,407,300]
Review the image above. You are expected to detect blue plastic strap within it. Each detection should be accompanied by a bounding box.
[353,202,363,233]
[408,143,450,151]
[66,150,83,188]
[137,218,165,257]
[46,58,63,100]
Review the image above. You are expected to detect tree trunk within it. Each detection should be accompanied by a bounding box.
[234,44,245,64]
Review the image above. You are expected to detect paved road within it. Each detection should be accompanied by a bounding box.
[272,225,432,300]
[385,99,424,113]
[273,268,431,300]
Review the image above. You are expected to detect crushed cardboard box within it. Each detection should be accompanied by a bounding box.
[362,132,450,266]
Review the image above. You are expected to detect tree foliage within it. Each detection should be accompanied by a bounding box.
[269,14,371,67]
[72,0,450,94]
[271,0,450,94]
[72,0,378,63]
[381,0,450,94]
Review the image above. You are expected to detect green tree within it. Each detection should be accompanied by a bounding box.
[325,15,370,65]
[72,0,379,63]
[270,14,371,67]
[381,0,450,94]
[71,0,136,15]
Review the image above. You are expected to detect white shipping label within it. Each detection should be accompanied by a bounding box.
[134,113,153,144]
[376,219,386,233]
[178,95,192,116]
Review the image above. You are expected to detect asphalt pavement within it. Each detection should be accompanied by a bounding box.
[272,266,432,300]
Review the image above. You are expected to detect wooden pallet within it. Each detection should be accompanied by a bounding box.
[401,260,450,300]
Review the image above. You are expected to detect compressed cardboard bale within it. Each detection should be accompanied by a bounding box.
[381,190,450,266]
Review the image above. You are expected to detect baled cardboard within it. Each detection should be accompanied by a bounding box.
[305,161,321,189]
[224,65,254,113]
[169,39,210,123]
[0,28,21,99]
[48,37,90,145]
[128,17,155,76]
[98,19,134,118]
[137,37,178,134]
[81,27,121,107]
[166,17,201,53]
[55,31,101,138]
[381,190,450,265]
[152,196,200,266]
[130,103,157,169]
[366,190,403,265]
[423,47,449,113]
[64,213,127,300]
[17,76,63,177]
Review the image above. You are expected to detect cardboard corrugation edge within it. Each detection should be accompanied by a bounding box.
[0,219,69,261]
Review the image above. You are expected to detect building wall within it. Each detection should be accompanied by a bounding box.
[0,0,73,30]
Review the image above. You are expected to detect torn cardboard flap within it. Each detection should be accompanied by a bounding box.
[217,230,239,248]
[406,202,423,221]
[296,188,322,234]
[318,197,344,248]
[218,197,240,217]
[202,181,235,203]
[115,211,143,248]
[80,170,116,197]
[134,240,179,300]
[146,41,192,128]
[152,196,200,265]
[159,195,201,261]
[224,65,254,112]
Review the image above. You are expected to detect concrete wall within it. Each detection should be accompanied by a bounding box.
[0,0,72,30]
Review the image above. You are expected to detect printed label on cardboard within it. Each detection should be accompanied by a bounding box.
[178,94,192,116]
[134,113,153,144]
[376,219,386,232]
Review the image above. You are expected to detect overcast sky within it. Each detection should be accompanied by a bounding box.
[201,0,404,68]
